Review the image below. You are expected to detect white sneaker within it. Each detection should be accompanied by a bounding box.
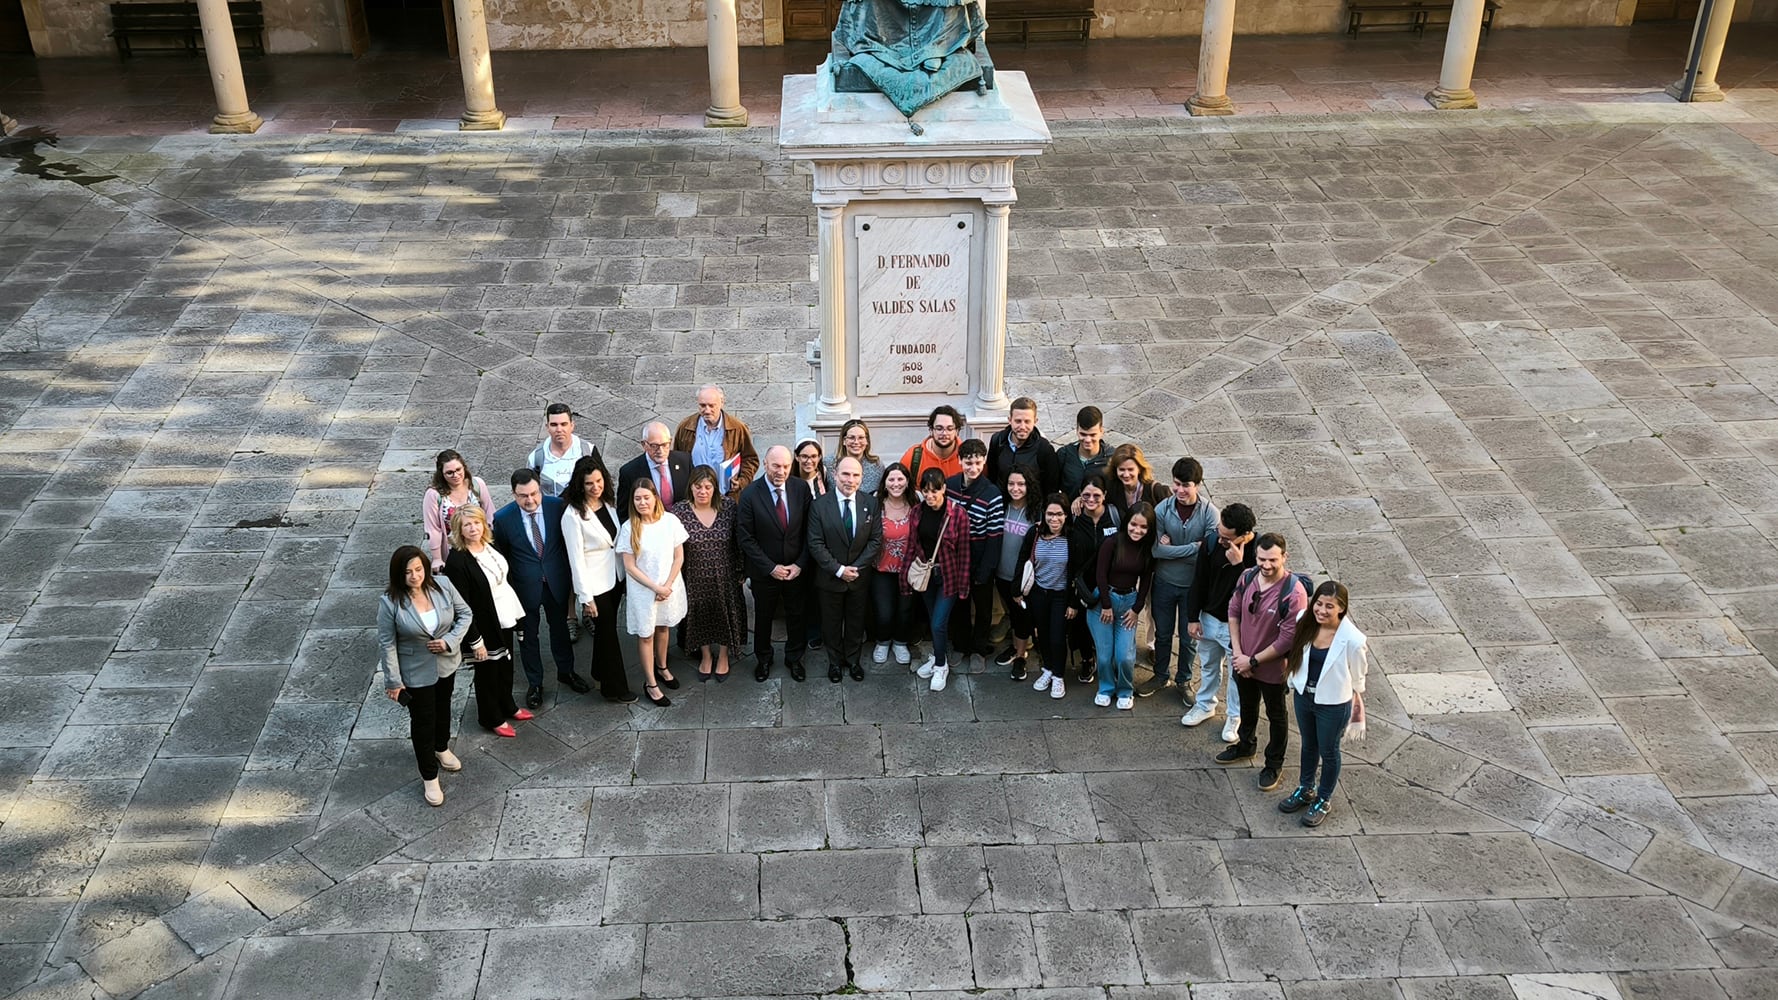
[893,643,911,664]
[1181,705,1215,727]
[873,642,890,664]
[434,750,462,772]
[916,656,936,679]
[422,778,444,806]
[1050,676,1066,699]
[1032,668,1054,692]
[1115,695,1134,711]
[1222,717,1241,744]
[1093,693,1111,707]
[930,665,950,691]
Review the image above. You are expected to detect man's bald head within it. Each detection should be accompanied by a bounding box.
[764,445,792,487]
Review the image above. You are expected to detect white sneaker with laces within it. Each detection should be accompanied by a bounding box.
[1050,676,1066,699]
[893,643,911,664]
[930,664,950,691]
[1181,704,1215,727]
[1222,717,1241,743]
[1115,695,1134,711]
[916,657,936,679]
[1093,693,1111,707]
[873,642,890,664]
[435,749,462,772]
[1032,668,1054,692]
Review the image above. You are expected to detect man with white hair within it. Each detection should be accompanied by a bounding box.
[674,384,759,500]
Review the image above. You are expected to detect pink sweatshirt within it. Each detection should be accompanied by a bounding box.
[423,478,496,567]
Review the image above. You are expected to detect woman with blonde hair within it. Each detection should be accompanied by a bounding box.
[824,419,884,496]
[616,478,688,706]
[442,506,531,737]
[1106,442,1164,524]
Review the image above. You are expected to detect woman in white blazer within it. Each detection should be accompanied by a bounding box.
[1277,580,1367,828]
[377,544,475,807]
[560,455,635,703]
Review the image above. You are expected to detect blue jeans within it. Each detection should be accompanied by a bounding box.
[1191,613,1241,720]
[1296,693,1352,800]
[1150,578,1195,686]
[1089,589,1140,700]
[920,567,959,667]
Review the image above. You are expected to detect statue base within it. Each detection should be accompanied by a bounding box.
[780,66,1049,458]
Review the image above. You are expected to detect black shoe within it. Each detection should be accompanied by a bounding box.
[565,615,581,643]
[525,686,543,709]
[1256,766,1282,792]
[790,663,807,683]
[1278,786,1318,813]
[644,684,671,707]
[1135,678,1165,698]
[828,666,843,683]
[848,663,865,682]
[658,672,680,690]
[1008,657,1028,682]
[1076,666,1096,685]
[1215,745,1254,764]
[755,660,772,682]
[808,636,824,650]
[994,645,1017,667]
[603,691,638,705]
[714,669,728,684]
[559,673,591,694]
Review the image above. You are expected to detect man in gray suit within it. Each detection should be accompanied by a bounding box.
[807,457,883,683]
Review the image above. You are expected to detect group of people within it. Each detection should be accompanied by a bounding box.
[378,389,1369,826]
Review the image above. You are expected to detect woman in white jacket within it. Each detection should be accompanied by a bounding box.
[1277,580,1367,828]
[560,455,636,704]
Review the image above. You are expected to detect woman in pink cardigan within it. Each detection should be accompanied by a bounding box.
[423,449,496,570]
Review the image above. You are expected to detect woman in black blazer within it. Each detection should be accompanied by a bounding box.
[441,507,532,738]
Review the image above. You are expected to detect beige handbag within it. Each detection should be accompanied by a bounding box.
[906,506,949,592]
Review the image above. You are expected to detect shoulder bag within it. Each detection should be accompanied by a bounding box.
[906,505,948,592]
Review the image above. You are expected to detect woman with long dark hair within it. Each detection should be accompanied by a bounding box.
[442,507,531,737]
[1091,500,1156,710]
[870,462,918,666]
[1278,580,1368,827]
[1025,492,1083,700]
[905,467,972,692]
[561,454,635,703]
[993,464,1043,681]
[377,544,474,806]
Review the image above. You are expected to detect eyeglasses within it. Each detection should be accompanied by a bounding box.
[644,440,670,449]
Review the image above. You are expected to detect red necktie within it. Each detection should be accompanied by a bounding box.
[656,463,673,505]
[776,487,788,529]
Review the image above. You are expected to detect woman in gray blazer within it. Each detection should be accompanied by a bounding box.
[378,544,476,807]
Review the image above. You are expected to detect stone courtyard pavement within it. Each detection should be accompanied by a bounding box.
[4,99,1778,1000]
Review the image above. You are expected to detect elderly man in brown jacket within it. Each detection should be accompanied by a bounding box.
[674,384,760,499]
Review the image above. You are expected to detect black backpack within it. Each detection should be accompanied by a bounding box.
[1237,567,1313,619]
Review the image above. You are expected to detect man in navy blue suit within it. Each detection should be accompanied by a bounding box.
[492,469,590,709]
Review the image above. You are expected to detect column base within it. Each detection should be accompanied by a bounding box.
[459,108,507,131]
[1665,80,1725,102]
[815,398,853,421]
[208,110,263,134]
[1185,93,1235,116]
[705,105,750,128]
[1425,87,1478,110]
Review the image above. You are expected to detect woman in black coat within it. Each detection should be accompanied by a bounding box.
[441,505,532,736]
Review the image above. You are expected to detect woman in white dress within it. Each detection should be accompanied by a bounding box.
[615,477,687,707]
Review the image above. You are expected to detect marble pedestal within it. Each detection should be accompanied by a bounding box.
[780,64,1050,457]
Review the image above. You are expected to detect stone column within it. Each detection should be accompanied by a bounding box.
[1666,0,1736,102]
[194,0,262,133]
[816,204,849,418]
[1426,0,1486,109]
[705,0,749,126]
[453,0,505,129]
[976,201,1012,412]
[1186,0,1236,116]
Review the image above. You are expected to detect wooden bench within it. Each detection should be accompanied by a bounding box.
[986,0,1094,44]
[1346,0,1499,36]
[109,0,265,58]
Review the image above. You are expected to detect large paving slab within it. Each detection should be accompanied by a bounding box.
[2,96,1778,999]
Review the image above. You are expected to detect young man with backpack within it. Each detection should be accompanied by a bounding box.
[1215,533,1311,793]
[1183,502,1255,741]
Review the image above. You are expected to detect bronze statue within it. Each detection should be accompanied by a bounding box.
[830,0,995,126]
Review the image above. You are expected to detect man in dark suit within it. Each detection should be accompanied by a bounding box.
[807,456,883,682]
[736,445,814,683]
[491,469,589,709]
[616,421,693,522]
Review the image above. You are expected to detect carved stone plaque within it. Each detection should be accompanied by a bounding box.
[854,213,973,396]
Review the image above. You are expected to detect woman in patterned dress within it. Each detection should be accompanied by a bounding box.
[670,466,748,682]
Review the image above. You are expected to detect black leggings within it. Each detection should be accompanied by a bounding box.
[406,672,456,780]
[993,577,1034,643]
[471,649,517,731]
[869,568,916,644]
[586,587,631,698]
[1026,585,1071,674]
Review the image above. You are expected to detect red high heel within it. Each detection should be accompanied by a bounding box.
[511,709,534,721]
[493,722,517,738]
